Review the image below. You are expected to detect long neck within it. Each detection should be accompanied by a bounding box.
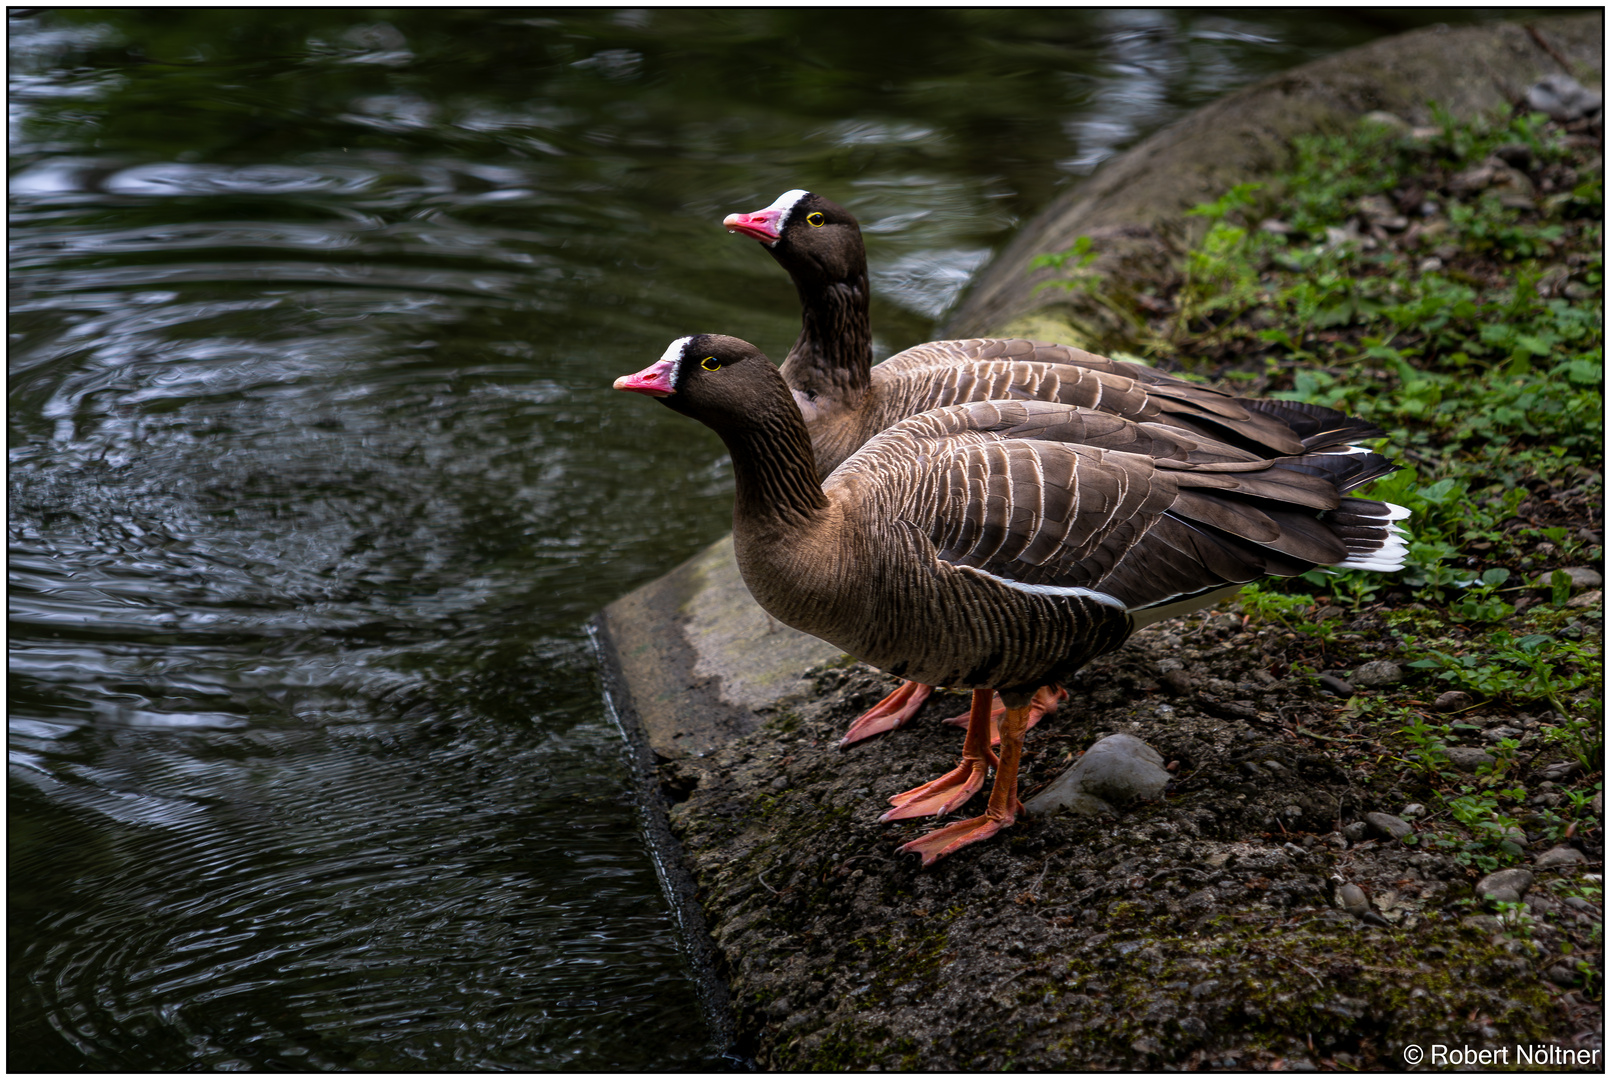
[715,402,831,530]
[779,268,873,405]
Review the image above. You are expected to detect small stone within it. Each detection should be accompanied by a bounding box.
[1434,690,1473,713]
[1545,965,1580,987]
[1476,868,1533,904]
[1338,882,1371,917]
[1400,803,1426,819]
[1417,256,1443,274]
[1356,194,1408,230]
[1563,896,1600,917]
[1318,674,1353,696]
[1343,820,1368,842]
[1526,73,1603,122]
[1259,219,1293,235]
[1360,110,1411,134]
[1160,668,1196,695]
[1535,845,1588,868]
[1024,734,1169,817]
[1448,164,1496,192]
[1567,589,1602,609]
[1537,566,1603,592]
[1365,812,1413,841]
[1324,223,1361,248]
[1351,660,1403,688]
[1445,746,1495,773]
[1462,913,1503,934]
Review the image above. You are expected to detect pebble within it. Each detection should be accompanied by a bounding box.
[1541,760,1583,781]
[1360,110,1410,134]
[1365,812,1413,841]
[1563,896,1600,918]
[1434,690,1473,712]
[1545,965,1581,988]
[1476,868,1533,905]
[1338,882,1371,917]
[1462,913,1503,934]
[1024,734,1170,817]
[1317,674,1353,696]
[1400,803,1426,819]
[1567,589,1601,609]
[1444,746,1495,773]
[1350,660,1403,688]
[1159,668,1197,695]
[1343,820,1368,842]
[1535,845,1587,868]
[1526,74,1603,122]
[1535,566,1602,591]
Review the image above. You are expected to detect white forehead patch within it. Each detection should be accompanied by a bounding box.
[661,335,693,389]
[763,188,811,230]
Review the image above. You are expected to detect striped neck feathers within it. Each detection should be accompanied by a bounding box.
[713,394,831,527]
[780,270,873,406]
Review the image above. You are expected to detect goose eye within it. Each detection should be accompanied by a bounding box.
[700,356,722,371]
[806,211,825,227]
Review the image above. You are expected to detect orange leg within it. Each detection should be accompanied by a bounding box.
[897,697,1034,865]
[839,680,933,747]
[940,684,1065,745]
[881,689,997,821]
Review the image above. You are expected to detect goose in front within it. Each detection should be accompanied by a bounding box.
[616,335,1408,864]
[725,188,1385,745]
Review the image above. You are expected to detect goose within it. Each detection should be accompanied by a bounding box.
[724,188,1382,745]
[615,334,1408,864]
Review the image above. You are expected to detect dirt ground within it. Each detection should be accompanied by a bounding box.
[660,608,1602,1070]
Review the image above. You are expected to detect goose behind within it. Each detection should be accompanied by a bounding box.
[617,334,1409,864]
[725,187,1390,745]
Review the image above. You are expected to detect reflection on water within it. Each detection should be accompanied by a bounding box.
[8,7,1522,1070]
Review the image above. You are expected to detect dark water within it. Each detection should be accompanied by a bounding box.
[9,8,1530,1070]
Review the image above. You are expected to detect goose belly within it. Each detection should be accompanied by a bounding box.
[833,572,1135,692]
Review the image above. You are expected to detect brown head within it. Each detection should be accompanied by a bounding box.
[614,334,797,434]
[723,189,866,294]
[616,334,828,520]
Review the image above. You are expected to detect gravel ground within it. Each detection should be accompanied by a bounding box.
[662,610,1602,1069]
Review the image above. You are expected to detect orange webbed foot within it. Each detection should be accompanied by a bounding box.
[880,753,995,821]
[896,807,1021,867]
[839,680,933,747]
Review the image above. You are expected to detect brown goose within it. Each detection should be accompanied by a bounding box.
[725,189,1382,745]
[616,335,1408,864]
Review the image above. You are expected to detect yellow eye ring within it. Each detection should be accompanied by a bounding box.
[806,212,825,227]
[700,356,721,371]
